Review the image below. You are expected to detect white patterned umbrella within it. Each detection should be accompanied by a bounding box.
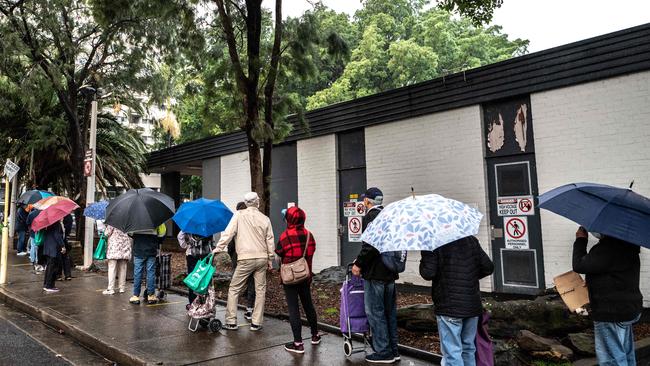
[360,194,483,252]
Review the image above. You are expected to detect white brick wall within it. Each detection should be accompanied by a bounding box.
[297,135,339,272]
[365,106,493,290]
[220,151,252,211]
[533,70,650,305]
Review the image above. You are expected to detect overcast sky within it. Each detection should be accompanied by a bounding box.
[280,0,650,52]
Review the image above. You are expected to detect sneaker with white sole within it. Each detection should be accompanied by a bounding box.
[284,342,305,354]
[250,324,262,331]
[17,252,28,256]
[223,323,238,331]
[118,288,126,293]
[244,311,253,321]
[365,353,395,364]
[43,287,60,293]
[102,289,115,295]
[311,335,321,345]
[129,296,140,304]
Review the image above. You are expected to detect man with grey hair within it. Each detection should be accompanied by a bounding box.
[213,192,275,331]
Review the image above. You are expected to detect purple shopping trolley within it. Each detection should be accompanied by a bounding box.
[340,264,372,357]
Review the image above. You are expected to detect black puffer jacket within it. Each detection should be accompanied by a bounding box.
[573,236,642,322]
[355,206,398,282]
[419,236,494,318]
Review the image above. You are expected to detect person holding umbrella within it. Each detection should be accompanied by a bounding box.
[15,204,30,256]
[573,227,642,365]
[130,224,166,305]
[539,182,650,366]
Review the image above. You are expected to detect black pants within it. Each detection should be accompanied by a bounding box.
[37,245,46,266]
[44,255,61,289]
[186,253,210,304]
[283,282,318,342]
[58,244,73,279]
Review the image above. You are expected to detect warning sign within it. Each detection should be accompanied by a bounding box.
[348,216,362,242]
[83,149,94,177]
[344,201,366,217]
[504,216,529,249]
[497,196,535,216]
[3,160,20,180]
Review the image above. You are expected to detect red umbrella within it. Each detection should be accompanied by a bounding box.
[32,199,79,232]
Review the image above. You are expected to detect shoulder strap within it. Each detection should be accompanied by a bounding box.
[301,230,312,259]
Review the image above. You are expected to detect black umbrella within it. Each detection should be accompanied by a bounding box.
[17,190,55,205]
[105,188,175,232]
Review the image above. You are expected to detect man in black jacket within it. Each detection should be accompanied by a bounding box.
[15,205,29,256]
[573,226,642,366]
[351,187,399,364]
[420,235,494,366]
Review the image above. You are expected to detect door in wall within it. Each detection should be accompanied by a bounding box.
[337,130,367,266]
[269,143,298,242]
[483,96,545,295]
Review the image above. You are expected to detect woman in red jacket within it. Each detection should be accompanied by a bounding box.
[275,206,320,354]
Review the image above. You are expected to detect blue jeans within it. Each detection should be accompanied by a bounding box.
[437,315,479,366]
[29,237,37,263]
[594,314,640,366]
[364,279,398,358]
[133,256,156,297]
[17,231,26,252]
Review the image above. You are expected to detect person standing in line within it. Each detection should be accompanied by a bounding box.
[276,206,320,354]
[57,214,74,281]
[419,236,494,366]
[227,201,256,320]
[213,192,275,331]
[573,227,642,366]
[15,204,29,256]
[351,187,400,364]
[42,220,67,293]
[130,224,166,305]
[179,230,214,309]
[26,206,46,273]
[102,225,132,295]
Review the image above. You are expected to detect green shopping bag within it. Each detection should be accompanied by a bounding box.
[93,234,107,260]
[34,230,45,246]
[183,254,215,294]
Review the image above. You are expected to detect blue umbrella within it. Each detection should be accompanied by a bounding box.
[172,198,234,237]
[17,190,54,205]
[360,194,484,252]
[84,200,109,220]
[538,182,650,248]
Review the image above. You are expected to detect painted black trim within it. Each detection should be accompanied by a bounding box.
[148,23,650,170]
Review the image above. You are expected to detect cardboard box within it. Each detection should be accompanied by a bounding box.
[554,271,589,312]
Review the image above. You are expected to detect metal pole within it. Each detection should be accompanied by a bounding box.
[83,100,98,269]
[8,174,18,243]
[1,178,11,284]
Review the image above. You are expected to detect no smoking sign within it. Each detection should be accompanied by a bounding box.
[504,216,529,249]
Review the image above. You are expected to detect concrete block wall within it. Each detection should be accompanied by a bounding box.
[365,106,493,290]
[297,135,340,272]
[533,70,650,304]
[220,151,252,211]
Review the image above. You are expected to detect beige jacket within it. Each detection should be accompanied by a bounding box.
[214,207,275,261]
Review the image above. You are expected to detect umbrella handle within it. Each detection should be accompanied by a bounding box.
[411,187,416,199]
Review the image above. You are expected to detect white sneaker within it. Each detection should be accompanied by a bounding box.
[102,289,115,295]
[118,288,125,293]
[17,252,28,256]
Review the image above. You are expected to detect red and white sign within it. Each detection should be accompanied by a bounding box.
[504,216,529,249]
[348,216,362,242]
[497,196,535,216]
[344,201,365,217]
[83,149,94,177]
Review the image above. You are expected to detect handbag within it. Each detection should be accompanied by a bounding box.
[93,234,107,260]
[475,310,494,366]
[183,254,215,294]
[34,230,45,247]
[280,231,312,285]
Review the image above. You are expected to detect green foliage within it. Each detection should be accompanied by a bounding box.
[306,6,528,110]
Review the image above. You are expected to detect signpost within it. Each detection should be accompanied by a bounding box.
[497,196,535,216]
[504,216,529,249]
[348,216,362,242]
[1,160,20,284]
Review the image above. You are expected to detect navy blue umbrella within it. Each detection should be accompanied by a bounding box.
[83,200,109,220]
[172,198,233,237]
[538,182,650,248]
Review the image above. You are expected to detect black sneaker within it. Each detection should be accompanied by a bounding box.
[311,335,321,345]
[223,323,238,331]
[365,353,395,364]
[284,342,305,354]
[244,311,253,321]
[250,324,262,331]
[393,352,401,361]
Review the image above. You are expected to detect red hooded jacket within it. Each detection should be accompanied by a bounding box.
[275,207,316,275]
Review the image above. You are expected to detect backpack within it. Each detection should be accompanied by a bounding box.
[187,234,213,257]
[381,250,408,273]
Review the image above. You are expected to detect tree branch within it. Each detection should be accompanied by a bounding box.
[214,0,248,93]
